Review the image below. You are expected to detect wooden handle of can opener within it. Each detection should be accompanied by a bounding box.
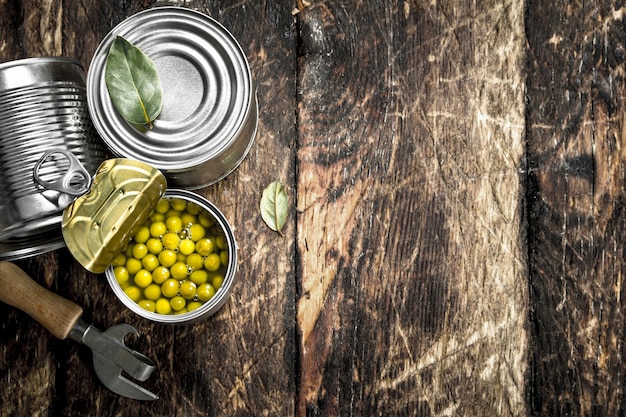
[0,261,83,340]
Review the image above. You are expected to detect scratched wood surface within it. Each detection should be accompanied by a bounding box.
[526,1,626,415]
[0,0,625,416]
[295,1,527,415]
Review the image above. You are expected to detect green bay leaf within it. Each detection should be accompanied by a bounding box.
[105,36,162,128]
[260,181,288,234]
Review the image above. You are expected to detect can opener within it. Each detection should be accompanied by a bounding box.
[0,261,158,400]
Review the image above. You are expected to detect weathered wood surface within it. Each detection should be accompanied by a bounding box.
[296,1,527,415]
[526,1,626,415]
[0,0,624,416]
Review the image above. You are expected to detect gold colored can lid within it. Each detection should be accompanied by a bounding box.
[62,159,166,274]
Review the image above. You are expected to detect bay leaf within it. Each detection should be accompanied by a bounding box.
[260,181,288,234]
[105,36,162,128]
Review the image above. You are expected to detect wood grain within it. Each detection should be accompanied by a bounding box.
[0,0,20,59]
[526,1,626,415]
[3,0,626,415]
[296,1,527,415]
[0,262,83,340]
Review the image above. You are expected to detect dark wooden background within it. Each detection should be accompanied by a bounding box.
[1,0,625,416]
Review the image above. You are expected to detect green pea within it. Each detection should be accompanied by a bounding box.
[197,283,215,302]
[161,278,180,298]
[138,300,156,312]
[203,253,221,272]
[170,296,187,311]
[180,281,197,300]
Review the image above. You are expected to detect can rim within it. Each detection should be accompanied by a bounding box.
[0,220,66,261]
[0,57,83,72]
[0,57,85,93]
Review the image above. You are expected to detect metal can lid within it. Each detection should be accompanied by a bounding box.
[87,7,254,180]
[62,159,167,274]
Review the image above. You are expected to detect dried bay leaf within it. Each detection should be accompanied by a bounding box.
[105,36,162,128]
[260,181,288,234]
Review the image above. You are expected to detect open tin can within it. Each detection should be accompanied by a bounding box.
[103,189,238,324]
[61,159,237,324]
[87,7,258,190]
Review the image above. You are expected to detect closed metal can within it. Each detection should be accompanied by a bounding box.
[87,7,258,190]
[0,58,107,261]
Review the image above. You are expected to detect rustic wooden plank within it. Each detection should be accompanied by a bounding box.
[11,0,626,415]
[0,0,21,59]
[295,1,527,415]
[526,2,626,415]
[170,1,298,415]
[0,0,298,416]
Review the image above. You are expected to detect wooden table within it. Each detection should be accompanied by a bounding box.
[1,1,624,416]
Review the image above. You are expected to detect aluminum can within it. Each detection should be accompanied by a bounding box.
[0,58,107,260]
[87,7,258,190]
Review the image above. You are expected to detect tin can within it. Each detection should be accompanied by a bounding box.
[87,7,258,190]
[0,58,107,261]
[104,189,238,324]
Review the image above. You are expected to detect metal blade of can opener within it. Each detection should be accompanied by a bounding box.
[0,261,158,400]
